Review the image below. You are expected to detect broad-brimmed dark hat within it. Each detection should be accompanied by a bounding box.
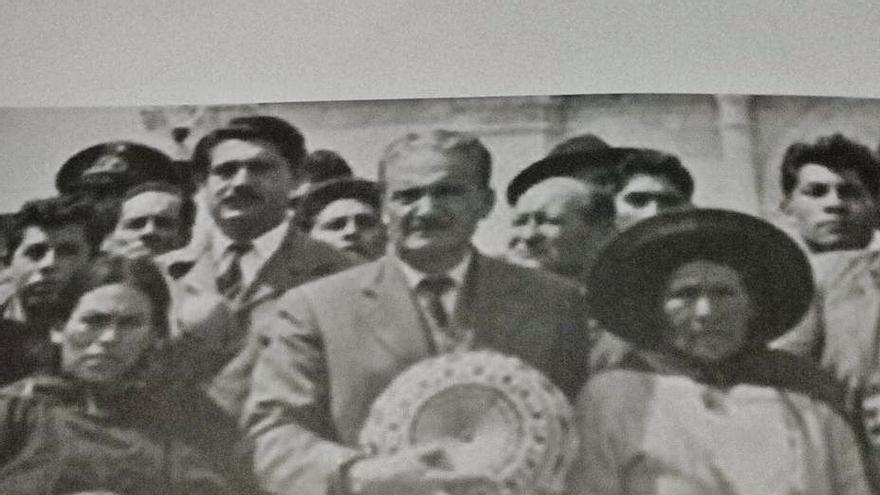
[191,115,306,181]
[294,178,381,230]
[587,208,814,349]
[55,141,178,195]
[506,134,639,205]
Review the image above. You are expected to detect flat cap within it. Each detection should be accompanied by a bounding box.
[294,178,381,230]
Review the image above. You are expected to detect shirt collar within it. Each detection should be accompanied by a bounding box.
[213,220,289,262]
[396,251,473,291]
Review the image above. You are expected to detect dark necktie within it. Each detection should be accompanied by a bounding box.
[216,241,252,300]
[418,275,465,352]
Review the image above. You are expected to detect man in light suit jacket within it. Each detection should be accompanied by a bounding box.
[244,130,593,495]
[160,115,354,417]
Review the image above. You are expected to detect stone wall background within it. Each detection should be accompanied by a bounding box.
[3,94,880,254]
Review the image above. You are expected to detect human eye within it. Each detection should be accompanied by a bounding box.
[22,243,48,262]
[56,243,82,257]
[246,160,275,175]
[658,194,685,208]
[354,215,379,229]
[624,193,651,208]
[433,184,467,199]
[391,188,422,205]
[801,183,829,197]
[118,315,144,330]
[670,286,700,300]
[154,217,176,229]
[838,183,867,200]
[124,217,147,230]
[512,215,528,227]
[211,162,238,179]
[322,218,347,231]
[80,312,111,328]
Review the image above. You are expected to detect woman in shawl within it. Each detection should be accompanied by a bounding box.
[0,254,233,495]
[569,208,870,495]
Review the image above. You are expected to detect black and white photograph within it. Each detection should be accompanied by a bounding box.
[2,2,880,494]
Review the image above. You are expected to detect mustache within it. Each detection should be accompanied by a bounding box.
[221,187,262,202]
[407,216,450,231]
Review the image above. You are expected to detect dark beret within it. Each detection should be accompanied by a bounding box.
[55,141,177,195]
[294,178,381,230]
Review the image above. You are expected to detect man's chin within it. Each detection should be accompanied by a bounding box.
[20,293,58,315]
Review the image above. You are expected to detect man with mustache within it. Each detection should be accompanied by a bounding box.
[161,115,354,418]
[244,130,593,495]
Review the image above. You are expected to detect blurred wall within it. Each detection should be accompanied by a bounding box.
[2,94,879,254]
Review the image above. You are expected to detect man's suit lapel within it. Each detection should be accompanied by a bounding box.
[241,226,306,308]
[463,254,533,351]
[359,256,432,360]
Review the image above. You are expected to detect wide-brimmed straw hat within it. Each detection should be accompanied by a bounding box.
[587,208,814,349]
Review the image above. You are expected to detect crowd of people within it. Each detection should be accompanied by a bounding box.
[0,112,879,494]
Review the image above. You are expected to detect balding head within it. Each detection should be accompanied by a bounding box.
[508,177,616,280]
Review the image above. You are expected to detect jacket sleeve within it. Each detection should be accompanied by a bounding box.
[242,288,362,495]
[567,375,628,495]
[821,403,873,494]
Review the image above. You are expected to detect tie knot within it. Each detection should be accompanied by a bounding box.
[228,241,253,256]
[418,275,454,295]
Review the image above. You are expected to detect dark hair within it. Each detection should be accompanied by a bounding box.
[55,254,171,339]
[295,179,381,231]
[191,115,307,182]
[119,181,197,234]
[305,150,353,183]
[6,195,101,264]
[780,133,880,197]
[378,130,492,190]
[615,150,694,200]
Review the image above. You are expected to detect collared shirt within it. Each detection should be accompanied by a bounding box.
[396,252,473,322]
[212,221,289,289]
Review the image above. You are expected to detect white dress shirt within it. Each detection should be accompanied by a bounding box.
[396,251,473,318]
[212,221,289,289]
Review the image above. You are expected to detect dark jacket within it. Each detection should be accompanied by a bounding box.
[0,375,234,495]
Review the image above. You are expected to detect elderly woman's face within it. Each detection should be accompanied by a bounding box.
[660,260,756,362]
[54,283,155,383]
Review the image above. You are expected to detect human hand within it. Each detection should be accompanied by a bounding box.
[347,442,499,495]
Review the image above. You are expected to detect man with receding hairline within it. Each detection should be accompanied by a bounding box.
[508,176,616,281]
[244,129,592,495]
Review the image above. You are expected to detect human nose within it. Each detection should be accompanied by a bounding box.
[140,219,158,236]
[413,192,441,216]
[519,217,542,242]
[693,295,711,319]
[96,325,120,345]
[823,188,845,210]
[230,166,254,186]
[341,218,360,238]
[37,249,57,271]
[642,201,660,217]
